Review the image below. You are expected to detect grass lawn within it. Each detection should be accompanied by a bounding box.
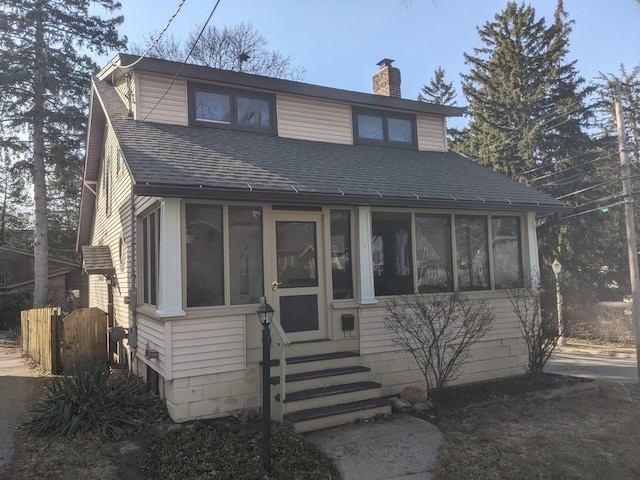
[433,381,640,480]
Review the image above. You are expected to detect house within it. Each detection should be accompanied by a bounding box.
[78,54,564,432]
[0,245,86,308]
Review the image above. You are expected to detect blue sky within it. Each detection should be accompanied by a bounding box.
[110,0,639,106]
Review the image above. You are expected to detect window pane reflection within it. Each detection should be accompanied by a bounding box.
[456,216,490,291]
[276,221,318,288]
[229,207,264,304]
[357,114,384,140]
[237,96,270,127]
[388,117,412,143]
[372,212,413,296]
[195,91,231,123]
[330,210,353,299]
[186,204,224,306]
[492,216,523,289]
[416,214,453,293]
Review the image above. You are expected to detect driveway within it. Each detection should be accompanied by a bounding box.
[546,344,638,384]
[0,331,40,476]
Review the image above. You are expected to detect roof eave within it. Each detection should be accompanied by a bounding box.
[133,183,567,214]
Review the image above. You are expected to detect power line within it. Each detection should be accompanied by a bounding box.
[141,0,223,123]
[120,0,188,69]
[526,151,618,184]
[561,200,625,220]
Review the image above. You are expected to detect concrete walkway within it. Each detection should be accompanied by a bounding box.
[305,414,443,480]
[0,331,40,474]
[546,344,638,384]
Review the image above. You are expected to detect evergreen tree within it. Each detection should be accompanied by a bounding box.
[0,0,126,306]
[453,1,615,302]
[417,66,457,105]
[0,151,32,247]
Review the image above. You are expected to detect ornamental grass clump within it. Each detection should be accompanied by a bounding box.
[24,363,147,439]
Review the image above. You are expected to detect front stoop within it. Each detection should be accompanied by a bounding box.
[270,350,392,433]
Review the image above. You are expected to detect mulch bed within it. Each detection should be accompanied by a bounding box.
[411,373,591,426]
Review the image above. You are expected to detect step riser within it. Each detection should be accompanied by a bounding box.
[283,388,382,414]
[291,406,391,434]
[276,371,371,393]
[270,356,360,376]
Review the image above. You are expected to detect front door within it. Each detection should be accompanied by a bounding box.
[271,212,326,342]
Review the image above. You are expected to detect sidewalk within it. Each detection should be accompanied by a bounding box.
[0,331,40,475]
[305,414,443,480]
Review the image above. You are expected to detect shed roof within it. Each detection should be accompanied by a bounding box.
[81,245,115,275]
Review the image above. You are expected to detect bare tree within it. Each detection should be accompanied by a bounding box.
[385,292,494,393]
[505,282,559,375]
[130,23,305,81]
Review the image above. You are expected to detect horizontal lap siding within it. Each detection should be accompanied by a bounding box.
[360,294,520,355]
[171,315,246,379]
[417,114,446,151]
[277,95,353,144]
[137,313,166,376]
[138,73,188,125]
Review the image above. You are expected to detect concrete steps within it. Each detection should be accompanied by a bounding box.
[271,349,391,433]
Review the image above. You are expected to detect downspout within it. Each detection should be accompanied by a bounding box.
[128,189,138,370]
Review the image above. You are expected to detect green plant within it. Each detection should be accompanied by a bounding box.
[23,363,147,439]
[385,292,494,393]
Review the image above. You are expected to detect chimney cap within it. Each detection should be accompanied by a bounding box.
[377,58,395,68]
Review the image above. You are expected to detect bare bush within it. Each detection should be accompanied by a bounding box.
[505,283,559,375]
[385,292,494,393]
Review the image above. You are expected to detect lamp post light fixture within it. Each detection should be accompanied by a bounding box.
[551,259,566,346]
[257,300,274,473]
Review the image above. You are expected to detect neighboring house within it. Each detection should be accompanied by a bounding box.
[78,54,564,432]
[0,245,86,307]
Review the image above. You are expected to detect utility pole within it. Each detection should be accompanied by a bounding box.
[614,79,640,381]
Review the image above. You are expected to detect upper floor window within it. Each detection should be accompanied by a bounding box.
[353,108,416,147]
[189,84,276,133]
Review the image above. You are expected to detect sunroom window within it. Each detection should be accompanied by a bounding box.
[330,210,353,299]
[372,212,413,296]
[184,203,264,308]
[371,212,523,296]
[140,210,160,306]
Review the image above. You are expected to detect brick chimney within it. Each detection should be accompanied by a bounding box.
[373,58,401,98]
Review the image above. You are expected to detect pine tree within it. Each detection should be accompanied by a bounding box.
[417,66,457,105]
[0,0,125,306]
[453,1,618,301]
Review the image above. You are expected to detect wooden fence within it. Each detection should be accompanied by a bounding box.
[20,307,61,373]
[59,308,108,372]
[20,307,108,373]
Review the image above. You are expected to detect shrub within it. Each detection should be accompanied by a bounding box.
[23,363,148,439]
[505,282,559,375]
[385,292,494,393]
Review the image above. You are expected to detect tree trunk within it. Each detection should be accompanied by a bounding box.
[32,3,48,307]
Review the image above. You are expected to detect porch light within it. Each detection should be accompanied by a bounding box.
[257,299,275,472]
[257,300,274,326]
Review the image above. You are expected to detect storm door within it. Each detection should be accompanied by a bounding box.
[271,212,326,341]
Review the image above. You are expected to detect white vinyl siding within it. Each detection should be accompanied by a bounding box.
[138,73,188,125]
[277,95,353,144]
[359,293,521,355]
[137,313,166,376]
[417,114,446,151]
[171,315,246,379]
[88,123,133,331]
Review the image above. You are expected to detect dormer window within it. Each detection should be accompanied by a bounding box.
[189,84,276,133]
[353,108,416,147]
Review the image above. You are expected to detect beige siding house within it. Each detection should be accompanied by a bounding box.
[78,54,565,432]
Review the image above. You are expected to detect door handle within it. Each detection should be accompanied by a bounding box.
[272,281,283,291]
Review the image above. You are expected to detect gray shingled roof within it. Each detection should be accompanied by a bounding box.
[95,79,564,213]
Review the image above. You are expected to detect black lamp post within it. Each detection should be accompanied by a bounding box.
[257,300,274,473]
